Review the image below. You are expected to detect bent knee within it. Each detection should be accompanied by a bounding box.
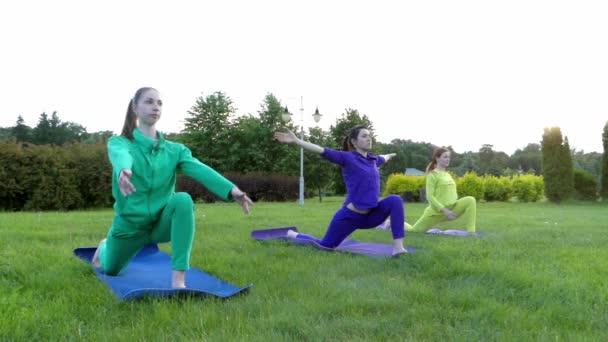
[462,196,477,205]
[386,194,404,205]
[174,192,194,208]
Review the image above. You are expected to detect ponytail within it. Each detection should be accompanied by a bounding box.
[121,87,156,140]
[342,125,366,151]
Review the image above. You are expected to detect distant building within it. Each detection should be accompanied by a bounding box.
[405,168,425,176]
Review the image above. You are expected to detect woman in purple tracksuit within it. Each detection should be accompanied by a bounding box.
[274,125,407,256]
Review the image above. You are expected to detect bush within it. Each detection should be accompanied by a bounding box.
[457,172,485,201]
[483,175,512,202]
[573,169,597,200]
[177,172,299,203]
[0,141,112,211]
[383,174,426,201]
[512,175,544,202]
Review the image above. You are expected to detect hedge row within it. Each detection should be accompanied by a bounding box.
[384,172,546,202]
[0,142,299,211]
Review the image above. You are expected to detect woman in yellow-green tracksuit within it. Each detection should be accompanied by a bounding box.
[406,147,477,233]
[92,87,253,288]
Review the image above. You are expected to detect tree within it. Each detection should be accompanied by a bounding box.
[329,108,374,194]
[181,91,236,171]
[31,111,86,145]
[304,127,336,201]
[601,121,608,198]
[510,143,542,175]
[31,112,51,144]
[541,127,574,203]
[12,116,32,143]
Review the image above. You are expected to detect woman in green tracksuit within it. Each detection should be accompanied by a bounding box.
[405,147,477,233]
[92,87,253,288]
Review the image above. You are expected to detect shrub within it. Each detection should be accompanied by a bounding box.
[457,172,485,201]
[512,175,544,202]
[573,168,597,200]
[383,174,425,201]
[176,172,299,203]
[483,175,512,202]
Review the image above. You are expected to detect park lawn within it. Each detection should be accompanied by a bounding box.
[1,197,607,341]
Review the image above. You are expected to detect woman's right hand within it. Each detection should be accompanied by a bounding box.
[119,169,136,196]
[273,131,298,144]
[441,208,457,220]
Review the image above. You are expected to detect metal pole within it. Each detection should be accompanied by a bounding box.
[299,96,305,206]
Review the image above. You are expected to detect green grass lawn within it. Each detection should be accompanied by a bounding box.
[1,197,607,341]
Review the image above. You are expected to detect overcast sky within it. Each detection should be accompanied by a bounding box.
[1,0,607,155]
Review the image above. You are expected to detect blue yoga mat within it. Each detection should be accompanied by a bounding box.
[251,227,416,257]
[74,244,252,301]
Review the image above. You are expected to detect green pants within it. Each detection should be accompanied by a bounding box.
[406,196,477,232]
[99,192,195,275]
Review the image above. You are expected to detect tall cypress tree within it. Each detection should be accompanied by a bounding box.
[601,121,608,198]
[541,127,573,203]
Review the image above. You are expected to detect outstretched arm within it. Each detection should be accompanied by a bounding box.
[274,131,324,154]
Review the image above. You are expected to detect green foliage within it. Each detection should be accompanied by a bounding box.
[477,144,510,176]
[376,139,434,182]
[601,121,608,198]
[31,111,87,146]
[542,127,574,203]
[573,169,598,200]
[456,172,485,201]
[176,172,298,203]
[0,141,112,211]
[509,143,542,175]
[512,174,544,202]
[383,174,426,200]
[304,127,336,202]
[483,175,512,202]
[181,91,236,171]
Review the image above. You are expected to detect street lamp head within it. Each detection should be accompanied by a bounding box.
[312,106,322,123]
[282,106,292,122]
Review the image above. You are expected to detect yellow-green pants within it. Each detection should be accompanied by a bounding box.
[99,192,195,275]
[406,196,477,232]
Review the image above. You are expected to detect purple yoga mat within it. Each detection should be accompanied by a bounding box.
[425,229,485,237]
[251,227,416,257]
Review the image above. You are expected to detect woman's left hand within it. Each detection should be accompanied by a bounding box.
[231,187,253,214]
[383,153,397,162]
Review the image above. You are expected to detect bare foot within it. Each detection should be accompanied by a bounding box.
[286,229,299,239]
[172,270,186,288]
[91,238,106,269]
[392,247,408,257]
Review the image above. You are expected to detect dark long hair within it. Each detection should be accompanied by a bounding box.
[121,87,156,140]
[342,125,367,151]
[426,147,449,173]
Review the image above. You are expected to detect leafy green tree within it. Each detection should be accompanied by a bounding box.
[376,139,433,180]
[329,108,374,194]
[541,127,574,203]
[510,143,542,175]
[181,91,236,171]
[601,121,608,198]
[304,126,336,201]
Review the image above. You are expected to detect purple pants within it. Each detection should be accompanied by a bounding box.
[295,195,405,248]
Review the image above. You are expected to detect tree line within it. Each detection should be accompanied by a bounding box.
[1,91,608,207]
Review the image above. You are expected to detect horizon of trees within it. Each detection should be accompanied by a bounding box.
[1,92,605,195]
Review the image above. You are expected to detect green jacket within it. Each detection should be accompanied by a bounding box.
[108,128,235,225]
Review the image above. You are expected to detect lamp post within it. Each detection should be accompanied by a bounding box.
[282,96,322,205]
